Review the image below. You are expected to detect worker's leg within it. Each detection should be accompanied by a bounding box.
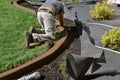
[44,12,56,38]
[37,11,44,29]
[29,12,46,34]
[29,26,45,34]
[32,12,56,42]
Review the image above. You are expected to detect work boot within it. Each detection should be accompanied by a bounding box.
[29,26,36,33]
[25,31,34,48]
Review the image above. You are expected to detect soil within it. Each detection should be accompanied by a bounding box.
[17,1,81,80]
[36,28,81,80]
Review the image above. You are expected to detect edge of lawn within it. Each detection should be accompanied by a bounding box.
[0,1,69,80]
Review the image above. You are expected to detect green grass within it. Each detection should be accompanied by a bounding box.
[0,0,50,73]
[59,57,70,79]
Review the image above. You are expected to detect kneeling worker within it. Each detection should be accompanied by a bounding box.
[25,0,64,48]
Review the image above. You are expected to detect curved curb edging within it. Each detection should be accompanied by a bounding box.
[12,1,36,15]
[0,1,69,80]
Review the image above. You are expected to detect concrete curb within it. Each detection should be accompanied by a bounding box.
[0,1,69,80]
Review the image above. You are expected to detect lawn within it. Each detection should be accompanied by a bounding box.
[0,0,49,72]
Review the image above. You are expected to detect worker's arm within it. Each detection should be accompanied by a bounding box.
[59,13,64,27]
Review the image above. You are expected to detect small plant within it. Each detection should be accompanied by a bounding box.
[90,1,115,20]
[101,27,120,51]
[59,57,70,79]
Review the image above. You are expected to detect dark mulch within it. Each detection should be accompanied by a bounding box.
[36,27,81,80]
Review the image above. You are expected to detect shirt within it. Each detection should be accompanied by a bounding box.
[38,0,64,16]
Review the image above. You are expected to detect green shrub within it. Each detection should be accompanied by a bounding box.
[90,1,115,20]
[101,27,120,51]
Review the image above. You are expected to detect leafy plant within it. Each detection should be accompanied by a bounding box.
[101,27,120,51]
[90,1,115,20]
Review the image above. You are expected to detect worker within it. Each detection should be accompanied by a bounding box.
[25,0,64,48]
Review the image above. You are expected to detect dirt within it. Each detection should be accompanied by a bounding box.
[17,1,81,80]
[36,27,81,80]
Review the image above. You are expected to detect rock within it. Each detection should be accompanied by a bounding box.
[17,72,41,80]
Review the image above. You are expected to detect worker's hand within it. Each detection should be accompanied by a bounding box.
[55,19,60,25]
[55,19,64,27]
